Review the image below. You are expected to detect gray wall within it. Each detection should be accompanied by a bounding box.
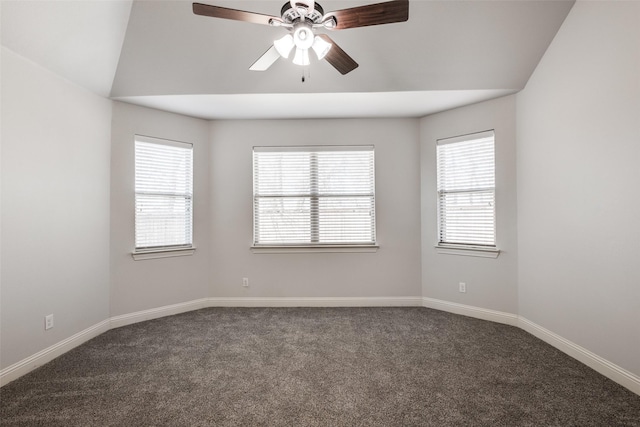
[1,48,111,368]
[420,96,519,314]
[110,102,212,316]
[3,0,638,384]
[208,119,422,298]
[516,1,640,375]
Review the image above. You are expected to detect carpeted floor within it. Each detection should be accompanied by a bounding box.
[1,307,639,426]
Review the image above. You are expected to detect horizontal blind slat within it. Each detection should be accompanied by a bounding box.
[437,132,495,246]
[253,147,376,245]
[135,138,193,249]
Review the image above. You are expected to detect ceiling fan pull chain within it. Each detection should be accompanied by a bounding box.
[301,67,310,83]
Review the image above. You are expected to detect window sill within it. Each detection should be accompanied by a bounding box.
[435,245,500,258]
[132,247,196,260]
[251,245,379,254]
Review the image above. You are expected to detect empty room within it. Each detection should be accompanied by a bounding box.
[1,0,639,425]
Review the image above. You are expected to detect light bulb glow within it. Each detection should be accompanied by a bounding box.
[293,26,314,50]
[274,34,295,58]
[311,36,332,60]
[292,48,310,66]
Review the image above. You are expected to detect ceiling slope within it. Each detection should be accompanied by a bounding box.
[1,1,133,97]
[111,0,574,96]
[110,0,573,118]
[2,1,574,118]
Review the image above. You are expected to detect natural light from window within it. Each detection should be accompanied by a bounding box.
[253,146,376,247]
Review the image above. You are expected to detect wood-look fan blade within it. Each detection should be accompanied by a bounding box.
[325,0,408,30]
[249,45,281,71]
[193,3,282,26]
[317,34,358,75]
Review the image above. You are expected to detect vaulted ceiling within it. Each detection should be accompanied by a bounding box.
[1,0,574,119]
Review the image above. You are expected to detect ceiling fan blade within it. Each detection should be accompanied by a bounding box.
[317,35,358,75]
[324,0,409,30]
[249,46,281,71]
[193,3,283,26]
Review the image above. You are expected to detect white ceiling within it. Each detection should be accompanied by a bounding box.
[1,0,133,97]
[1,0,574,119]
[115,89,516,120]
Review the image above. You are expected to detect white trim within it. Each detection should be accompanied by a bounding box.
[437,129,495,146]
[435,245,500,258]
[0,296,419,386]
[2,297,638,397]
[207,296,423,307]
[135,134,192,149]
[518,317,640,396]
[254,145,374,153]
[0,319,110,387]
[110,298,209,329]
[251,245,379,254]
[422,297,519,326]
[132,247,196,260]
[421,297,639,396]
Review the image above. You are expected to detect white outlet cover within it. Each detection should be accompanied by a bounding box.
[45,314,54,330]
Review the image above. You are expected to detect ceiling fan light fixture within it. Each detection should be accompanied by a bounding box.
[193,0,410,74]
[292,47,310,66]
[311,35,332,60]
[274,34,295,58]
[293,25,314,50]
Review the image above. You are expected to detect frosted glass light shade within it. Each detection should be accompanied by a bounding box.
[274,34,295,59]
[293,26,314,50]
[311,36,332,60]
[292,48,310,66]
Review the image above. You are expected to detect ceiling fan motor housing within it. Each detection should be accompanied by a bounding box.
[281,1,325,24]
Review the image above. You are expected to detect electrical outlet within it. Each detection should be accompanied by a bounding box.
[459,282,466,293]
[45,314,54,330]
[242,277,249,287]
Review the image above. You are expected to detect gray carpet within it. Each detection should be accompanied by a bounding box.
[1,307,639,426]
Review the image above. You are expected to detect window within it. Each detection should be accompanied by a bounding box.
[134,135,193,253]
[437,130,496,249]
[253,146,376,248]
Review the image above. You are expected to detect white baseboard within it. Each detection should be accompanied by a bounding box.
[0,319,110,387]
[518,317,640,396]
[422,297,520,326]
[207,296,424,307]
[110,298,210,329]
[0,296,419,387]
[420,297,639,396]
[2,296,638,397]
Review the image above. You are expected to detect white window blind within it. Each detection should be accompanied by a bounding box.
[135,136,193,250]
[437,130,495,247]
[253,146,376,246]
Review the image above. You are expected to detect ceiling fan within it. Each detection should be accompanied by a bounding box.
[192,0,409,75]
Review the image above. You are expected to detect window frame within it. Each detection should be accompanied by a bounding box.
[435,130,500,258]
[251,145,378,253]
[132,135,195,260]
